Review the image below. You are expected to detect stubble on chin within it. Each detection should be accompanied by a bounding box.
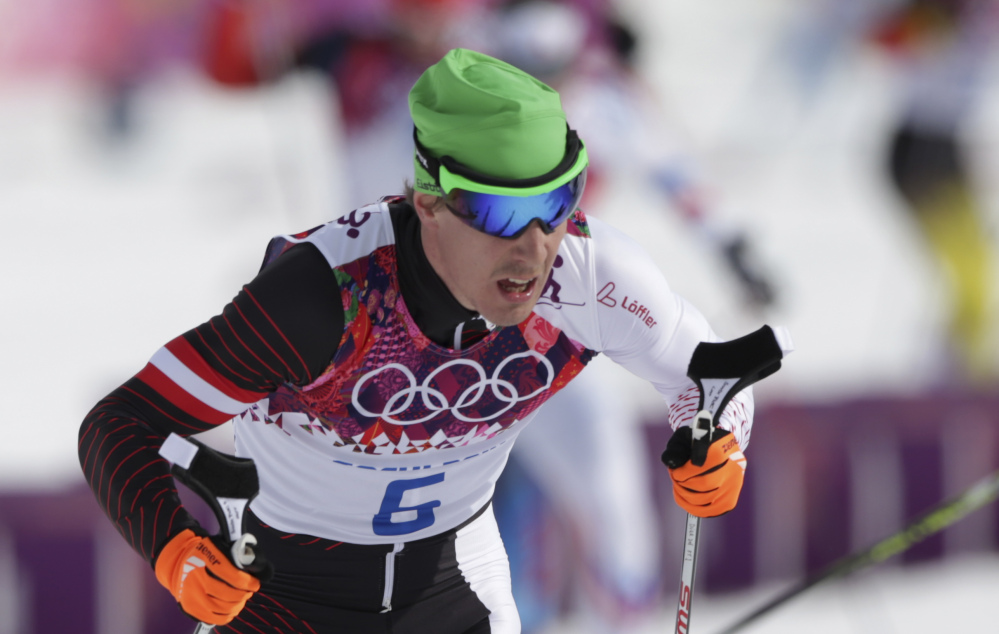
[485,289,543,327]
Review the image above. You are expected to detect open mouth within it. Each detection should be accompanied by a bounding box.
[497,277,537,297]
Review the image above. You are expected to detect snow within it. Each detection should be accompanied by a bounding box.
[541,554,999,633]
[0,70,345,488]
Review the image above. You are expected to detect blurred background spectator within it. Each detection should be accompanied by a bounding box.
[780,0,999,388]
[874,0,998,386]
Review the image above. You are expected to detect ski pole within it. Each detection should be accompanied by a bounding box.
[712,468,999,634]
[674,325,794,634]
[159,433,265,634]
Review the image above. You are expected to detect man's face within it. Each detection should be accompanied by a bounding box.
[416,194,567,327]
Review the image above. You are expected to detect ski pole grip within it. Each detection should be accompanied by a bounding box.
[686,325,793,466]
[159,433,261,546]
[160,435,270,634]
[687,325,792,384]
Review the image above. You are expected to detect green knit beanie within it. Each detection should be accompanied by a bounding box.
[409,48,569,195]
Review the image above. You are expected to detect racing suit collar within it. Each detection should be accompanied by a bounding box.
[390,202,483,348]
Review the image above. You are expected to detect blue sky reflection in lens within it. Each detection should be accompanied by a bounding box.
[445,168,587,238]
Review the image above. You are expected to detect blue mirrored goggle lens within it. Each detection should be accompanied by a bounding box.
[445,169,587,239]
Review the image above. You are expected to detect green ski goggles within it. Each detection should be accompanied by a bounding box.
[413,126,589,239]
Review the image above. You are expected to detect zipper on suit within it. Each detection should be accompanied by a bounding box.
[380,543,404,613]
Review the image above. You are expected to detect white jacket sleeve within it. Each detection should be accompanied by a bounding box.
[587,216,755,448]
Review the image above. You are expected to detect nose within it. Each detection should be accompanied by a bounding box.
[511,220,550,260]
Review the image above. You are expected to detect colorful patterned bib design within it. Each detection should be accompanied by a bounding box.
[256,209,596,455]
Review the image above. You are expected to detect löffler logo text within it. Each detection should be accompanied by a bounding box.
[597,282,657,328]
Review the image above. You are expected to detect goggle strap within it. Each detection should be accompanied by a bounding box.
[412,125,582,191]
[413,128,443,183]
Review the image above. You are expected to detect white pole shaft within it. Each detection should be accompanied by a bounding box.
[675,513,701,634]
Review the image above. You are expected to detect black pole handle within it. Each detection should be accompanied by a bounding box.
[159,433,264,572]
[686,325,793,466]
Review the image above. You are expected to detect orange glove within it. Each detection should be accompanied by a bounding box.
[662,426,747,518]
[154,528,261,625]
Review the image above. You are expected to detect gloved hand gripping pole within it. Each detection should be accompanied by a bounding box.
[673,325,794,634]
[159,433,267,634]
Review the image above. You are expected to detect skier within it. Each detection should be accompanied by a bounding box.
[79,48,755,633]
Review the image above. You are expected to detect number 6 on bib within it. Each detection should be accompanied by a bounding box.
[373,474,446,536]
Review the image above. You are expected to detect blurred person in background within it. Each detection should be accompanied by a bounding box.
[0,0,207,140]
[78,47,759,633]
[489,0,776,308]
[193,0,395,91]
[874,0,998,386]
[201,0,493,208]
[784,0,999,387]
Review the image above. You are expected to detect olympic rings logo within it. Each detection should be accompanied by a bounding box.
[351,352,555,425]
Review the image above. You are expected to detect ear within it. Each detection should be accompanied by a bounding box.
[413,193,444,226]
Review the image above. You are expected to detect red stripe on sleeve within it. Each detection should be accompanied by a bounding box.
[244,287,310,378]
[221,311,283,379]
[131,473,174,513]
[165,337,266,405]
[119,385,206,432]
[152,497,165,558]
[198,323,262,384]
[117,458,168,515]
[109,447,146,514]
[166,506,183,545]
[228,303,292,378]
[136,363,234,425]
[96,432,133,506]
